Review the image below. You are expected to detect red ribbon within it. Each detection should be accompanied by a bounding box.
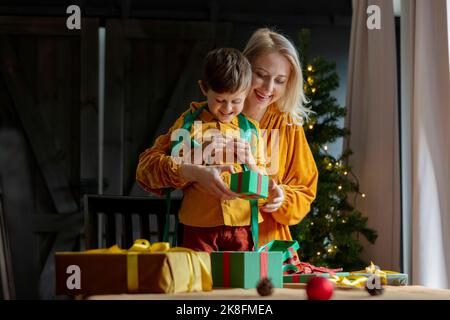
[291,274,300,283]
[223,252,230,287]
[222,251,269,287]
[256,173,262,196]
[294,262,343,274]
[260,251,268,279]
[287,247,296,259]
[237,173,242,193]
[236,172,264,198]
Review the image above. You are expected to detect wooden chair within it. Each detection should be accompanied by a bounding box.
[83,194,182,249]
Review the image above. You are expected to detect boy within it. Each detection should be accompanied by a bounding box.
[137,48,270,252]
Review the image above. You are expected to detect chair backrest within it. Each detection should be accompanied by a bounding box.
[83,194,182,249]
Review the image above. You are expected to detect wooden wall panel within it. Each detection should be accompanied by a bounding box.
[103,20,232,196]
[0,17,98,299]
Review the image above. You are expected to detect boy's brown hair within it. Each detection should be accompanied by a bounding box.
[201,48,252,94]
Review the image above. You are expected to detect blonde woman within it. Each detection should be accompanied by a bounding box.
[136,28,318,247]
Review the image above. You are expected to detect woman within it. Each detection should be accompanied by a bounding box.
[136,28,318,247]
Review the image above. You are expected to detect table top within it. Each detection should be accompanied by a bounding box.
[86,284,450,300]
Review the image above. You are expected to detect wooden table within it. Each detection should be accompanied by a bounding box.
[86,284,450,300]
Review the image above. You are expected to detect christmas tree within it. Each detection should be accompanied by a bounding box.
[290,29,377,271]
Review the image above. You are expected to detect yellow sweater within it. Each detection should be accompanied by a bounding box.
[136,101,266,227]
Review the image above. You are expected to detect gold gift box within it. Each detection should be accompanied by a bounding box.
[55,240,212,295]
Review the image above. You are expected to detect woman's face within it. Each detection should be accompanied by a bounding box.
[247,52,291,110]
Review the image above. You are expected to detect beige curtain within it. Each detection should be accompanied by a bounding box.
[402,0,450,288]
[345,0,401,271]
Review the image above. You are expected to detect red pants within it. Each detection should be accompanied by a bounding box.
[182,225,253,252]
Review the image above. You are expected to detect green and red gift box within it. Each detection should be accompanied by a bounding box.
[283,272,350,284]
[230,170,268,199]
[211,251,283,289]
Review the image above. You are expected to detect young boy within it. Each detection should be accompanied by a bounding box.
[136,48,269,252]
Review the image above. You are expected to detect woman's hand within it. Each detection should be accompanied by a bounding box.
[180,163,238,200]
[261,179,285,213]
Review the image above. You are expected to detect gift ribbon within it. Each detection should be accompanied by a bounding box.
[329,275,368,288]
[235,172,264,199]
[85,239,212,292]
[260,251,268,279]
[290,262,397,288]
[237,173,243,193]
[222,252,231,287]
[350,261,398,278]
[288,274,301,283]
[164,104,208,247]
[328,261,403,288]
[221,251,269,287]
[348,261,405,286]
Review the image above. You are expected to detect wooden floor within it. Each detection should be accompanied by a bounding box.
[86,284,450,300]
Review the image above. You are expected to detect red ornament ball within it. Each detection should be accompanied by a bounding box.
[306,276,334,300]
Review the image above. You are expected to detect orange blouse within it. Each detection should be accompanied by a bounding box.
[256,104,318,246]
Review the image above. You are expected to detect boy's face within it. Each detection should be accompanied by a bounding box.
[199,81,248,123]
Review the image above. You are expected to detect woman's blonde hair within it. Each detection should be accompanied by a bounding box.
[243,28,312,125]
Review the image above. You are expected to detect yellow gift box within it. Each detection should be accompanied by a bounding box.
[55,239,212,295]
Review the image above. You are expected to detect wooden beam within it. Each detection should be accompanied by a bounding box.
[103,20,125,195]
[129,22,232,195]
[0,129,39,299]
[0,195,15,299]
[0,16,80,36]
[0,35,78,214]
[31,213,82,233]
[80,18,99,195]
[122,20,232,40]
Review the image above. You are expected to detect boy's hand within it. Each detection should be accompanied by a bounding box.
[261,179,285,213]
[233,138,259,172]
[194,135,231,165]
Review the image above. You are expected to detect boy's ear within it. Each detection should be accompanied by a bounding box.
[198,80,208,96]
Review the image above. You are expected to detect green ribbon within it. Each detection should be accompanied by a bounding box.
[164,105,207,245]
[237,113,259,250]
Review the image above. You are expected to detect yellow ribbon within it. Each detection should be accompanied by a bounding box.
[351,261,400,276]
[85,239,212,292]
[329,262,401,288]
[329,275,368,288]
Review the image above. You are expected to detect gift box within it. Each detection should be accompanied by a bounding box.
[283,272,350,284]
[55,240,212,295]
[211,251,283,289]
[348,272,408,286]
[230,170,268,199]
[348,262,408,286]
